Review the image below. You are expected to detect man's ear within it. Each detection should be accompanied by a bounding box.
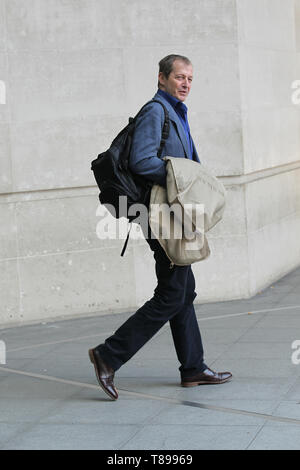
[158,72,165,89]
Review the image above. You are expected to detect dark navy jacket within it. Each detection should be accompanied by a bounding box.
[129,91,200,187]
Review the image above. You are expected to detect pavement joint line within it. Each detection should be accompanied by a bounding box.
[5,303,300,354]
[197,304,300,321]
[1,366,300,426]
[6,331,114,353]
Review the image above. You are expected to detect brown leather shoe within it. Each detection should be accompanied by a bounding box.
[181,367,232,387]
[88,348,118,400]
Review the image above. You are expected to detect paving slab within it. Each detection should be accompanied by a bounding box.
[248,424,300,450]
[121,424,261,450]
[3,423,140,450]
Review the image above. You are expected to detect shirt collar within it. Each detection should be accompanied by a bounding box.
[157,89,188,115]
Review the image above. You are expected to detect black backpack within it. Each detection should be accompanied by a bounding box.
[91,99,170,223]
[91,99,170,256]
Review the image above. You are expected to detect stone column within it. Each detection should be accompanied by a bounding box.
[191,0,300,300]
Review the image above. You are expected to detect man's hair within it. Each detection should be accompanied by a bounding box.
[158,54,192,88]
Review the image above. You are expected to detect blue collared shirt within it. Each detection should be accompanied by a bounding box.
[157,89,194,159]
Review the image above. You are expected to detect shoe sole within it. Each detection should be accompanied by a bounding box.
[181,377,232,387]
[88,349,118,400]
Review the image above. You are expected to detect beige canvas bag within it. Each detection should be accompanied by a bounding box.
[149,156,226,266]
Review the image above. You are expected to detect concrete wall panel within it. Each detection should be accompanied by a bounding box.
[207,184,247,237]
[0,259,20,324]
[248,214,300,295]
[242,107,300,173]
[18,246,136,324]
[246,168,300,293]
[9,115,126,191]
[5,0,237,51]
[237,0,296,49]
[245,168,300,233]
[188,44,240,112]
[239,48,296,110]
[0,202,17,260]
[238,1,300,173]
[193,234,250,302]
[0,48,12,194]
[15,196,129,257]
[0,52,9,121]
[8,49,126,123]
[0,0,6,52]
[296,0,300,51]
[191,109,243,176]
[5,0,100,51]
[0,123,12,193]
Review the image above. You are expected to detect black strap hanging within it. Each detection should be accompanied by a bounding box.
[120,223,133,257]
[120,99,169,257]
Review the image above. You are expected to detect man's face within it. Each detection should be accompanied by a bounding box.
[158,60,193,102]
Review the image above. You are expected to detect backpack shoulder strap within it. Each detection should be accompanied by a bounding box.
[120,100,170,258]
[151,99,170,158]
[132,99,170,158]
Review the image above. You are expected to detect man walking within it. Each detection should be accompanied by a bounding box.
[89,54,232,400]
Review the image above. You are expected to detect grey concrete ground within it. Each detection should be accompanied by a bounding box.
[1,267,300,450]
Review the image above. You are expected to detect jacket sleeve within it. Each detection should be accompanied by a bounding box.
[129,102,167,187]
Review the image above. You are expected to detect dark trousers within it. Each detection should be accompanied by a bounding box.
[96,228,207,379]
